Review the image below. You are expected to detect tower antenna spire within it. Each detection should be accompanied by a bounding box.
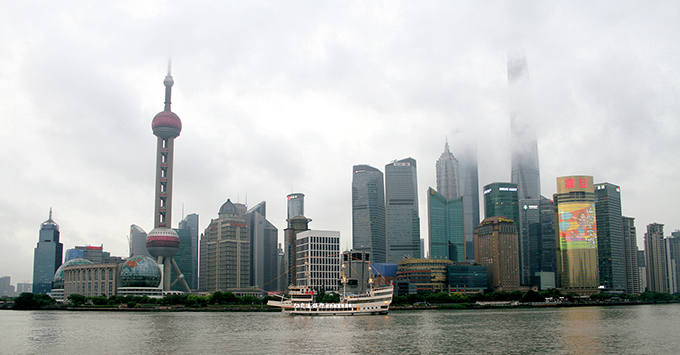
[163,58,174,111]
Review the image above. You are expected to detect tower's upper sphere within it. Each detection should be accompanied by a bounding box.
[145,227,180,258]
[152,111,182,139]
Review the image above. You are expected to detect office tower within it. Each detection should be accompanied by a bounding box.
[64,248,84,262]
[483,183,520,226]
[638,250,647,292]
[554,176,599,293]
[72,245,104,263]
[129,224,150,257]
[16,283,32,293]
[295,230,341,290]
[474,216,520,291]
[178,213,199,289]
[622,217,640,294]
[286,193,305,227]
[385,158,420,263]
[32,209,63,294]
[169,228,193,292]
[665,233,680,293]
[538,196,556,274]
[144,66,190,293]
[644,223,668,293]
[199,199,250,292]
[283,215,311,290]
[0,276,13,297]
[244,201,279,291]
[459,149,480,261]
[436,141,460,199]
[352,165,387,263]
[428,187,465,262]
[594,183,626,292]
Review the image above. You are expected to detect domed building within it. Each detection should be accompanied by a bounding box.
[50,258,93,302]
[117,255,163,298]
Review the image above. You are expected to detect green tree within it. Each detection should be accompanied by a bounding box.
[14,293,55,309]
[67,294,87,306]
[521,290,545,303]
[450,292,470,303]
[322,292,340,303]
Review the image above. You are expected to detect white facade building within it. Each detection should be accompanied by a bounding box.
[296,230,341,290]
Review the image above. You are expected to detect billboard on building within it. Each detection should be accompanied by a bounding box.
[557,202,597,250]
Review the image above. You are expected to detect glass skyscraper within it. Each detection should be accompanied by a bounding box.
[32,209,63,294]
[594,183,626,292]
[352,165,387,263]
[244,201,279,291]
[554,175,599,292]
[385,158,420,263]
[459,149,480,261]
[483,182,520,227]
[178,213,199,289]
[286,193,304,227]
[428,188,465,262]
[436,141,460,200]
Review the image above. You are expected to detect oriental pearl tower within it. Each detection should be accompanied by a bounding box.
[145,63,191,293]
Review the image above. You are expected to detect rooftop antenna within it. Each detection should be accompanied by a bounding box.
[181,203,185,221]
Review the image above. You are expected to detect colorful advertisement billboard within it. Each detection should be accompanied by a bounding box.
[557,202,597,250]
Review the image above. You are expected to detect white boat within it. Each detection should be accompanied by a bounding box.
[268,259,393,316]
[267,283,394,316]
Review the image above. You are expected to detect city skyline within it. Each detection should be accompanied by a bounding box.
[2,2,679,283]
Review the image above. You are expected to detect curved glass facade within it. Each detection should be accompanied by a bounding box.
[53,258,93,289]
[120,255,161,288]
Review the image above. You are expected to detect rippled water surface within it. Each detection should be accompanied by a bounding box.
[2,304,679,354]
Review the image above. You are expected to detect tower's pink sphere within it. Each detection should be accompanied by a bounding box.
[152,111,182,139]
[145,227,180,258]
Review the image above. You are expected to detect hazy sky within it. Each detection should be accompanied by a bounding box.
[1,1,679,284]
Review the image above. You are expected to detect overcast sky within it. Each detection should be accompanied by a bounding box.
[1,1,679,284]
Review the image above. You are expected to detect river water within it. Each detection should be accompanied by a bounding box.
[1,304,679,354]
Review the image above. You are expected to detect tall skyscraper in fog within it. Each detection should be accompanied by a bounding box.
[508,54,542,284]
[594,183,626,292]
[32,209,63,294]
[385,158,420,263]
[459,148,480,261]
[352,165,387,263]
[436,141,460,200]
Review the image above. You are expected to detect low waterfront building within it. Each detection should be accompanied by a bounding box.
[63,262,121,299]
[446,262,487,294]
[396,258,452,293]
